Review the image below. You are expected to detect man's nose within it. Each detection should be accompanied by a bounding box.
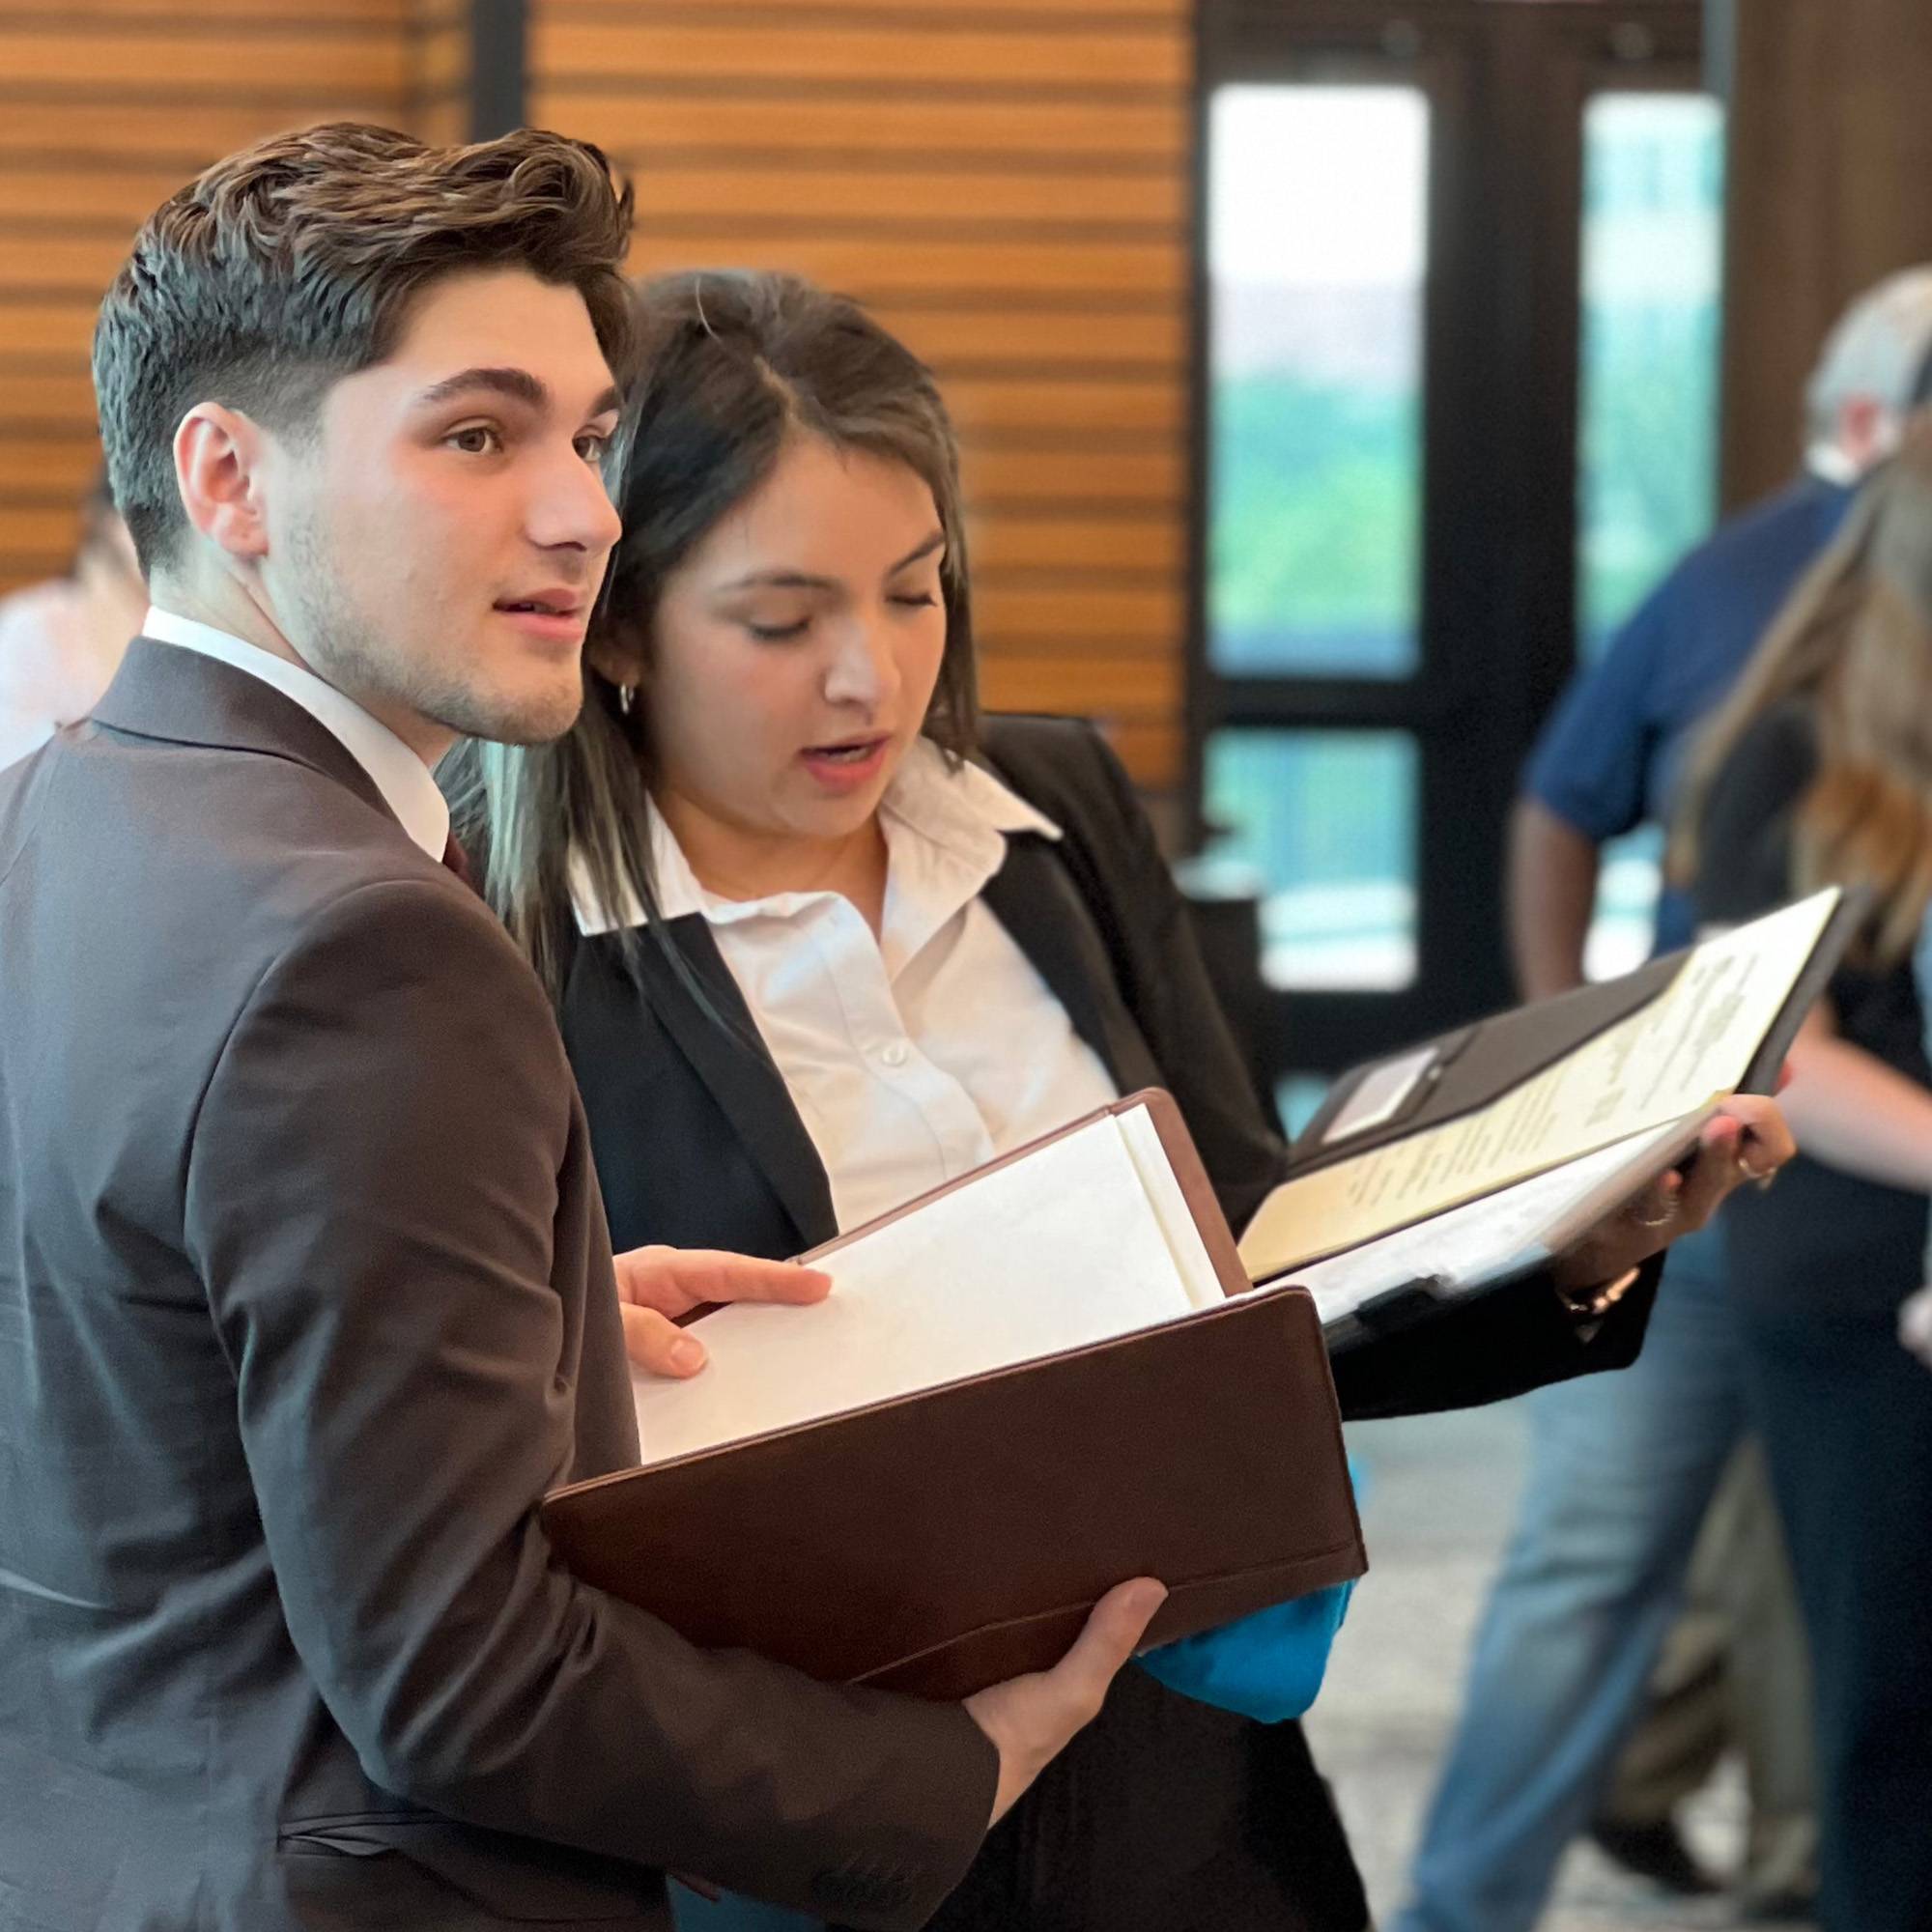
[529,446,623,555]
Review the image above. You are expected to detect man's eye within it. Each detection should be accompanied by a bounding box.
[575,431,611,464]
[447,425,502,455]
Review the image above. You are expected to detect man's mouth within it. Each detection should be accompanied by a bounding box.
[496,592,582,618]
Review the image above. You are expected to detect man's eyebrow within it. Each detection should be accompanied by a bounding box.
[717,530,947,595]
[414,366,549,412]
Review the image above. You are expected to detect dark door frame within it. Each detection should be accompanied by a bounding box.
[1191,0,1706,1079]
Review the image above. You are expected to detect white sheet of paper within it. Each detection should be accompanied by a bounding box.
[630,1109,1211,1467]
[1240,889,1835,1276]
[1321,1044,1438,1145]
[1269,1112,1708,1325]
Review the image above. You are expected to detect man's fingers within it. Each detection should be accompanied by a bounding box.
[1041,1578,1168,1717]
[620,1302,708,1378]
[671,1252,834,1309]
[613,1243,833,1316]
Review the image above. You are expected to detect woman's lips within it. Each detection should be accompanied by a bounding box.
[798,736,891,791]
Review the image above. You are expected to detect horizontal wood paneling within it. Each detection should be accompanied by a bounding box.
[537,16,1184,91]
[0,3,467,596]
[0,25,412,93]
[3,2,1198,789]
[534,0,1194,784]
[549,91,1185,161]
[0,100,411,162]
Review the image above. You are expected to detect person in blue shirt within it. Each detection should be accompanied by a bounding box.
[1394,267,1932,1932]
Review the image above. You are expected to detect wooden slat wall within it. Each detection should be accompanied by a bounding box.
[0,0,466,591]
[528,0,1195,789]
[1720,0,1932,509]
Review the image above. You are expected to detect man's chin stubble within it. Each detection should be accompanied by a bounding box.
[430,679,586,749]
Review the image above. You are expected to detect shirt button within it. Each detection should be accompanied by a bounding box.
[879,1040,910,1068]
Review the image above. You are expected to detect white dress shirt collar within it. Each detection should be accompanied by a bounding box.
[573,736,1060,938]
[143,605,450,861]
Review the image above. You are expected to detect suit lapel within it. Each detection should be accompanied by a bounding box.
[90,637,398,829]
[980,835,1162,1094]
[635,916,839,1250]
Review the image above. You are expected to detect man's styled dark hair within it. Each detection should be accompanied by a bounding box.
[93,121,636,574]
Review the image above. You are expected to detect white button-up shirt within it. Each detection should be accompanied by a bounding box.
[141,606,450,861]
[576,739,1122,1232]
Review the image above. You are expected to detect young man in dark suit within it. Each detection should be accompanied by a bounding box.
[0,123,1162,1932]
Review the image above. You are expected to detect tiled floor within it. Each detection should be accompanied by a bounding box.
[1304,1396,1804,1932]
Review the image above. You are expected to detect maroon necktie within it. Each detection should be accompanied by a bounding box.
[440,832,476,891]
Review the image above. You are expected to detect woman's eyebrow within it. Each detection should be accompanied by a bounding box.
[889,530,947,572]
[718,530,946,594]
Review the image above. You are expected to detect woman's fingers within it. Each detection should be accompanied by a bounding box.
[1709,1094,1796,1178]
[1668,1099,1797,1233]
[1899,1286,1932,1370]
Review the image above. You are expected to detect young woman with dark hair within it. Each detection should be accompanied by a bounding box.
[449,268,1789,1932]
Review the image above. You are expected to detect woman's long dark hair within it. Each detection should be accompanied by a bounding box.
[442,269,980,996]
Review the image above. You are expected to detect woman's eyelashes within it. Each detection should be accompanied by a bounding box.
[738,588,941,643]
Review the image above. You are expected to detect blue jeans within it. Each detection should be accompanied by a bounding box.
[1391,1227,1745,1932]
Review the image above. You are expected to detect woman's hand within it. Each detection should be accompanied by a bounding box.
[1551,1094,1797,1301]
[1901,1286,1932,1372]
[612,1244,833,1378]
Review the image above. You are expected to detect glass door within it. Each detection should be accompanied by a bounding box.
[1195,1,1713,1096]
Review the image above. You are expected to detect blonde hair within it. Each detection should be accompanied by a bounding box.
[1674,428,1932,965]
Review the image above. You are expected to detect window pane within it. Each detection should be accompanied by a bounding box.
[1208,85,1430,678]
[1577,92,1724,658]
[1577,93,1723,974]
[1204,728,1418,991]
[1582,823,1664,982]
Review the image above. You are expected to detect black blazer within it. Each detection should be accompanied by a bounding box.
[554,714,1661,1932]
[561,714,1658,1424]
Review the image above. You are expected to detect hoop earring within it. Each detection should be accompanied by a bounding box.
[618,683,637,716]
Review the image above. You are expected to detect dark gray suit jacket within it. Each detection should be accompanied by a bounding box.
[0,639,995,1932]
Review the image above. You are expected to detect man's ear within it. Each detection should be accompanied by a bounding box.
[1834,393,1898,472]
[173,404,272,562]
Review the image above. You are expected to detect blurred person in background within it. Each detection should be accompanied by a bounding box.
[450,267,1795,1932]
[1674,427,1932,1932]
[1394,267,1932,1932]
[0,469,145,770]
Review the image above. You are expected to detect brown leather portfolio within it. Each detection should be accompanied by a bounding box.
[542,1091,1366,1700]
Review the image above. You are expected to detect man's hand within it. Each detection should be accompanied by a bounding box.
[1552,1094,1797,1296]
[964,1577,1167,1828]
[1901,1286,1932,1371]
[613,1245,832,1378]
